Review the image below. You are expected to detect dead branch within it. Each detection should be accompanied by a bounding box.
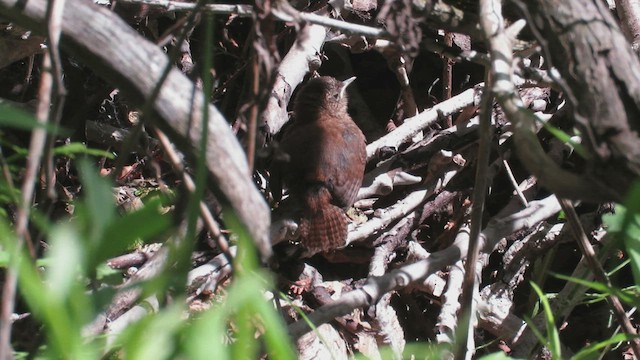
[0,0,272,259]
[288,195,562,339]
[365,84,482,161]
[260,18,328,136]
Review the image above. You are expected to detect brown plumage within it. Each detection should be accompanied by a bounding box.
[276,76,366,253]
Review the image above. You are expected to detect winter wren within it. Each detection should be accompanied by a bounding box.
[276,76,366,253]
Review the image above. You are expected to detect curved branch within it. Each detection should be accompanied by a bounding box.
[480,4,622,202]
[0,0,272,258]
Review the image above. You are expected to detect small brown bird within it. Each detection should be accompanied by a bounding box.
[275,76,366,253]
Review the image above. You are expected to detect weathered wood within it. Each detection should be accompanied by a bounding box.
[526,0,640,197]
[615,0,640,52]
[0,0,271,258]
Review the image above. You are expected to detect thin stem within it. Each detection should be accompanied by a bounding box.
[559,198,640,358]
[0,0,65,353]
[442,31,454,128]
[455,70,493,360]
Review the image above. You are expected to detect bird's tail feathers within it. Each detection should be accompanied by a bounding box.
[299,187,348,253]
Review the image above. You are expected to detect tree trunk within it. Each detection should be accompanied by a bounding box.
[526,0,640,198]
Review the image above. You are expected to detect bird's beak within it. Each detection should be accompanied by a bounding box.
[340,76,356,99]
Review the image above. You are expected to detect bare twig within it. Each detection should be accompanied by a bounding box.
[111,0,202,183]
[246,53,260,172]
[102,248,234,347]
[614,0,640,52]
[422,37,490,66]
[366,84,483,161]
[107,251,153,269]
[103,296,161,348]
[347,166,460,246]
[442,32,454,128]
[559,198,640,357]
[511,227,608,355]
[85,120,158,151]
[117,0,255,15]
[187,248,235,297]
[288,195,562,339]
[0,0,65,355]
[117,0,389,38]
[455,67,493,359]
[502,158,528,207]
[85,241,172,336]
[153,128,233,263]
[374,41,417,119]
[436,260,465,345]
[43,0,67,200]
[261,17,328,135]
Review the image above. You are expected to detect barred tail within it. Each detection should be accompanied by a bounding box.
[299,187,348,253]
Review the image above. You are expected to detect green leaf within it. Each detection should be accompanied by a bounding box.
[185,303,231,360]
[95,262,122,281]
[0,219,97,359]
[552,273,639,306]
[395,342,450,360]
[0,249,9,267]
[0,102,69,134]
[604,183,640,287]
[185,275,261,360]
[533,116,589,158]
[92,196,171,267]
[46,224,85,301]
[77,159,116,242]
[478,352,521,360]
[185,270,296,360]
[53,143,114,159]
[530,281,561,359]
[118,302,184,360]
[571,333,639,360]
[255,290,297,360]
[0,181,20,204]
